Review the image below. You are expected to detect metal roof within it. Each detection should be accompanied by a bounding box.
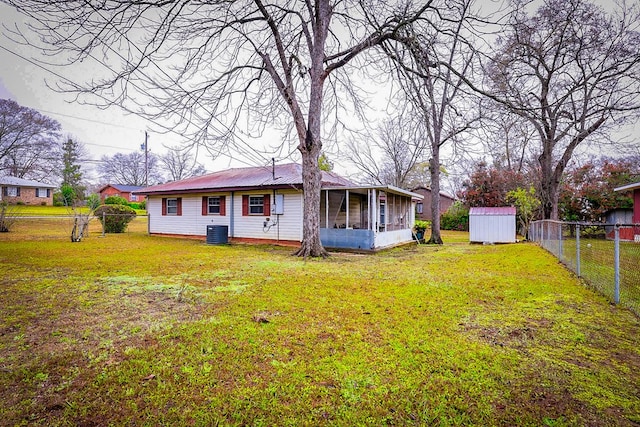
[98,184,145,193]
[136,163,355,195]
[0,176,56,188]
[469,206,516,216]
[322,185,424,200]
[614,181,640,192]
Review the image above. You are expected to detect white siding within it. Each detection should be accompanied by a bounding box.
[233,189,303,241]
[148,190,304,242]
[469,214,516,243]
[148,194,231,236]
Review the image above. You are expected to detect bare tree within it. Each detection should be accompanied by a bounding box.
[0,99,60,181]
[346,115,428,188]
[479,104,537,173]
[462,0,640,219]
[159,146,206,182]
[385,0,481,244]
[7,0,435,257]
[98,152,160,186]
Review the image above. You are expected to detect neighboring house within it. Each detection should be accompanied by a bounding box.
[411,186,456,221]
[0,176,55,206]
[613,182,640,242]
[98,184,146,203]
[135,163,423,251]
[604,208,634,241]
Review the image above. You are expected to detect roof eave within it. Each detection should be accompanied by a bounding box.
[614,182,640,192]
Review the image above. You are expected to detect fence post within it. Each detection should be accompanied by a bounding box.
[614,224,620,305]
[102,211,106,237]
[558,222,563,259]
[576,224,581,277]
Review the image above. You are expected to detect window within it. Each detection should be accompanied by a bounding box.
[166,198,178,214]
[36,188,50,198]
[416,202,423,214]
[202,196,226,216]
[162,197,182,216]
[130,194,138,201]
[208,197,221,214]
[249,196,264,214]
[242,194,270,216]
[6,186,19,197]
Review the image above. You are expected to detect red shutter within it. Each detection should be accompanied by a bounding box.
[177,198,182,216]
[263,194,270,216]
[242,195,249,216]
[162,198,167,216]
[202,196,208,215]
[220,196,226,216]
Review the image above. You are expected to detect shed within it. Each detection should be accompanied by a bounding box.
[469,206,516,243]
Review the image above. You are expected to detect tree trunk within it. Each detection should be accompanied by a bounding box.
[294,148,327,258]
[427,151,443,244]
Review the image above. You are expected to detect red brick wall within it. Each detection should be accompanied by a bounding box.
[1,186,53,205]
[413,188,455,221]
[99,186,146,203]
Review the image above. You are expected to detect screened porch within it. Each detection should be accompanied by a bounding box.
[319,186,422,251]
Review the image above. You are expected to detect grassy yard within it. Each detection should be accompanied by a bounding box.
[1,219,639,426]
[5,205,147,216]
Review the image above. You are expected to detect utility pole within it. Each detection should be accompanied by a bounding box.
[141,131,149,186]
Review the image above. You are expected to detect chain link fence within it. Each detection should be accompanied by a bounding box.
[1,214,148,241]
[530,220,640,315]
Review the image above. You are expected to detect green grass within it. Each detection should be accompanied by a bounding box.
[0,219,639,426]
[8,205,147,216]
[549,237,640,313]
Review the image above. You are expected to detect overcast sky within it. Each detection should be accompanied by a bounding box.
[0,2,288,182]
[0,0,636,187]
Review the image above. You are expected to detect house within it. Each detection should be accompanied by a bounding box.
[613,182,640,242]
[0,176,55,205]
[98,184,146,203]
[135,163,423,251]
[411,186,456,221]
[469,206,516,243]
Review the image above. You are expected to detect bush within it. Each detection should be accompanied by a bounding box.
[440,201,469,231]
[94,204,137,233]
[128,202,142,210]
[86,194,101,211]
[104,195,129,205]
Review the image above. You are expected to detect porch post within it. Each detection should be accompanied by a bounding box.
[324,190,328,228]
[367,189,371,230]
[371,189,377,232]
[345,190,350,228]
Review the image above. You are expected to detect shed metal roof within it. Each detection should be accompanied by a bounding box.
[614,181,640,192]
[469,206,516,216]
[135,163,355,195]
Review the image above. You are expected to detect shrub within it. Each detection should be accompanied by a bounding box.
[94,204,137,233]
[139,199,146,210]
[128,202,142,210]
[104,195,129,205]
[440,201,469,231]
[86,193,101,211]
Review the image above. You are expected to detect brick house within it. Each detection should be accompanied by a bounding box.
[98,184,146,203]
[411,186,456,221]
[0,176,56,205]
